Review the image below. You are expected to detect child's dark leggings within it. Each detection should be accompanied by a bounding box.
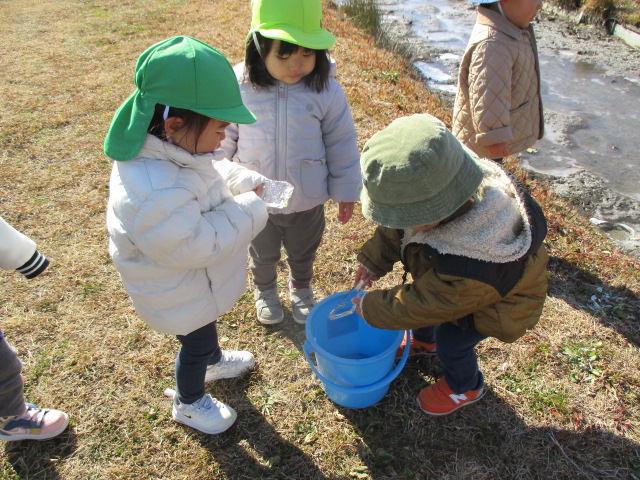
[412,322,487,393]
[175,321,222,404]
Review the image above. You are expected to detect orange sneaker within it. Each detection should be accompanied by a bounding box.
[417,377,484,416]
[396,337,437,359]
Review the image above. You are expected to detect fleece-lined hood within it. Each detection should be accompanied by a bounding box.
[403,158,533,263]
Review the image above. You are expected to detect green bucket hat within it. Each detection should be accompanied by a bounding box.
[359,114,484,229]
[249,0,335,50]
[104,36,256,161]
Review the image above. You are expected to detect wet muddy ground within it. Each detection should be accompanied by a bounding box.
[380,2,640,258]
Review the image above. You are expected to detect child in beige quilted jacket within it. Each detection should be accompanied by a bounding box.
[451,0,544,162]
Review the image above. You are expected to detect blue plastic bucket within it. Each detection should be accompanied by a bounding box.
[303,291,410,408]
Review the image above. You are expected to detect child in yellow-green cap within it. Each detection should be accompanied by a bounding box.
[352,114,548,416]
[105,36,269,435]
[221,0,361,326]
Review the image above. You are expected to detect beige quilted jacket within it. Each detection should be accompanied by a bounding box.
[452,6,543,158]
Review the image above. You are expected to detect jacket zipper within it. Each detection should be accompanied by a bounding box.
[276,82,287,180]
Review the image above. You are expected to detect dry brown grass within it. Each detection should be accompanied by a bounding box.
[553,0,640,25]
[1,1,639,479]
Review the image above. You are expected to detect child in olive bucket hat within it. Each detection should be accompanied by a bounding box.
[105,36,270,434]
[220,0,361,326]
[351,114,549,415]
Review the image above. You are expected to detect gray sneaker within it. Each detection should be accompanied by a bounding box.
[171,393,236,435]
[254,288,284,324]
[290,286,316,324]
[205,350,255,383]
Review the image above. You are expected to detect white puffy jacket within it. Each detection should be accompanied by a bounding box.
[107,135,268,335]
[221,61,361,214]
[0,216,39,270]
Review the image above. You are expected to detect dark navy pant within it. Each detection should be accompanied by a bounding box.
[175,322,222,404]
[412,322,487,393]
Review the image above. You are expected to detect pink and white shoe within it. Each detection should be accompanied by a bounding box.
[0,404,69,441]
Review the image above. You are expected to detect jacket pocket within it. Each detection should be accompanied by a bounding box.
[299,158,328,200]
[509,100,536,140]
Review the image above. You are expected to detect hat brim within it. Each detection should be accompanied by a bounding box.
[258,26,335,50]
[193,103,257,125]
[359,148,484,229]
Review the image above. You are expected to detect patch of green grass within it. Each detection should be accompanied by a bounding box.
[529,387,572,417]
[558,340,604,383]
[341,0,382,36]
[28,341,69,383]
[80,279,103,299]
[381,70,400,84]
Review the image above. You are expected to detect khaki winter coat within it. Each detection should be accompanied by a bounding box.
[452,6,543,158]
[357,160,548,343]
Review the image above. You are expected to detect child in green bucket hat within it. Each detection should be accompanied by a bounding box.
[221,0,361,326]
[351,114,549,415]
[105,36,270,435]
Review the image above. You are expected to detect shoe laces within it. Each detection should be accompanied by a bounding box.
[24,406,48,424]
[218,350,243,367]
[190,394,223,413]
[3,406,46,430]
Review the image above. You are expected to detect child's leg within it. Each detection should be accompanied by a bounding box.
[281,205,324,324]
[395,326,437,358]
[434,321,487,393]
[249,215,283,292]
[0,331,69,441]
[412,326,435,344]
[175,322,220,404]
[0,331,26,417]
[282,205,325,288]
[171,322,238,434]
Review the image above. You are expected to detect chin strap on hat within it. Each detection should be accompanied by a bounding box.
[163,105,171,121]
[252,31,264,59]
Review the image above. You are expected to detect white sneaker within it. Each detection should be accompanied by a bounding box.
[205,350,255,383]
[290,286,316,324]
[254,288,284,324]
[172,393,237,434]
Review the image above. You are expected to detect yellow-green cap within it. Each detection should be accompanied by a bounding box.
[250,0,335,50]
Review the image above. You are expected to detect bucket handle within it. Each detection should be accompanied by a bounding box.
[302,330,411,396]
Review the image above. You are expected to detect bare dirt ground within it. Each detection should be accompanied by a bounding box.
[380,3,640,258]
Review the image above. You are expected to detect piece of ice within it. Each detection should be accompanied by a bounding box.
[261,180,294,208]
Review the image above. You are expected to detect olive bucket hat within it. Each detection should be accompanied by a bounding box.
[104,36,256,161]
[249,0,335,50]
[359,114,484,229]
